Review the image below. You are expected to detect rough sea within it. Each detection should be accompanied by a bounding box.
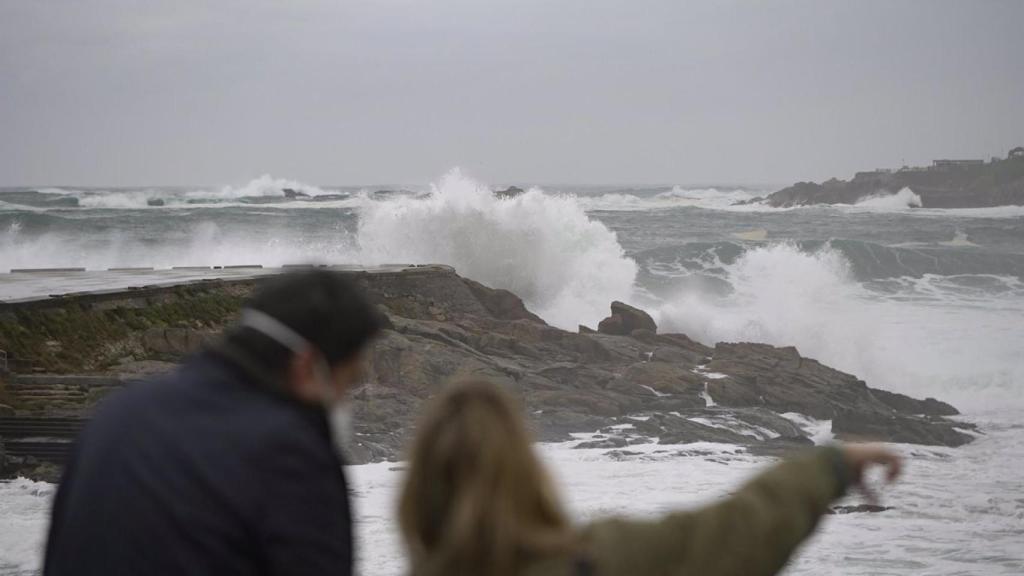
[2,170,1022,574]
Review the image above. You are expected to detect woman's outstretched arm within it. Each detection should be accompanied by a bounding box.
[581,445,900,576]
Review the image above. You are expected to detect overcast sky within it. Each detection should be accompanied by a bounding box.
[2,0,1022,187]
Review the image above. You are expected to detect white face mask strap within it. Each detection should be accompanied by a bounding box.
[238,309,311,354]
[239,308,338,402]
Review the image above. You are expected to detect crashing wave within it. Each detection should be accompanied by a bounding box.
[355,168,638,329]
[854,187,923,210]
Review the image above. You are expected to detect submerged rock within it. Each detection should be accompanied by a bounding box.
[494,186,525,198]
[828,504,892,514]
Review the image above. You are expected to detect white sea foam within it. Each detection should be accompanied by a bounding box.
[0,219,357,272]
[0,478,55,575]
[355,169,639,329]
[209,174,330,200]
[5,417,1023,576]
[780,413,834,445]
[940,229,978,247]
[853,187,923,210]
[655,243,1024,412]
[572,186,763,212]
[347,422,1024,575]
[23,177,340,210]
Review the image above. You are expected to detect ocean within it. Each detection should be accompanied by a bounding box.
[1,169,1022,574]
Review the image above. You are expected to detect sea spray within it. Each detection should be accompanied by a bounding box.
[355,169,639,329]
[656,243,1024,411]
[210,174,331,200]
[854,187,923,210]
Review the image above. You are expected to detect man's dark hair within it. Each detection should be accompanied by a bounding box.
[234,269,384,370]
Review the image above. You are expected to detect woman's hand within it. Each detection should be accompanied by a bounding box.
[840,444,902,503]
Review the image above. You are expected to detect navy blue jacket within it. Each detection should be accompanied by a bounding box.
[44,350,353,576]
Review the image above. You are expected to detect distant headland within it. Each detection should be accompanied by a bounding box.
[760,146,1024,208]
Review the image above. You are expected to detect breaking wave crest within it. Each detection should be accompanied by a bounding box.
[854,187,923,210]
[355,169,639,328]
[655,243,1024,411]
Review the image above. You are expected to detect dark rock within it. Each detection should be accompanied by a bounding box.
[494,186,525,199]
[310,194,349,202]
[832,410,973,447]
[532,410,608,442]
[828,504,892,514]
[0,265,974,478]
[597,301,657,335]
[870,388,959,416]
[633,413,750,445]
[596,314,626,335]
[608,361,704,399]
[630,329,658,343]
[605,449,644,460]
[765,155,1024,208]
[283,188,309,199]
[146,198,166,207]
[461,278,545,324]
[574,436,629,449]
[578,325,596,334]
[745,436,815,457]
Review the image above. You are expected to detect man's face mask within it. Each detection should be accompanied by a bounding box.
[238,309,355,454]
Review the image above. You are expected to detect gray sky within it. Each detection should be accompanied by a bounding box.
[2,0,1022,187]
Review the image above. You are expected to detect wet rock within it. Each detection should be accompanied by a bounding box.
[765,156,1024,209]
[598,301,657,335]
[462,278,544,323]
[745,436,816,457]
[494,186,525,198]
[869,388,959,416]
[632,413,750,445]
[608,362,704,400]
[574,436,629,449]
[532,410,608,442]
[828,504,892,514]
[832,410,973,447]
[0,265,974,477]
[147,198,166,207]
[283,188,309,199]
[606,449,644,460]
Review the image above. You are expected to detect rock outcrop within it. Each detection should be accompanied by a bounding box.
[0,266,974,478]
[597,301,657,336]
[494,186,525,199]
[763,153,1024,208]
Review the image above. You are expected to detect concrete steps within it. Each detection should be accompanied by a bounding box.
[0,416,88,464]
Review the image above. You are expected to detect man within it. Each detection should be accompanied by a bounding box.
[45,270,383,575]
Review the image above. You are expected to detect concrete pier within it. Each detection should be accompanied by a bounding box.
[0,264,444,303]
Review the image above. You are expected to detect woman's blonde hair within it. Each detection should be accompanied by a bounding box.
[398,380,574,576]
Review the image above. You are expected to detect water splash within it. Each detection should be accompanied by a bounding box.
[355,169,638,328]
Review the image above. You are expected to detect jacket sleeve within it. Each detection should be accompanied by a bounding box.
[582,446,849,576]
[255,428,354,576]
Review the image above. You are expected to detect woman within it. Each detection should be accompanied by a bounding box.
[399,380,901,576]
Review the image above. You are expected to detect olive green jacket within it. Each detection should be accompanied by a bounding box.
[525,447,849,576]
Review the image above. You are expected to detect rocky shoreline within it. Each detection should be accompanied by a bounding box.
[759,148,1024,208]
[0,266,976,481]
